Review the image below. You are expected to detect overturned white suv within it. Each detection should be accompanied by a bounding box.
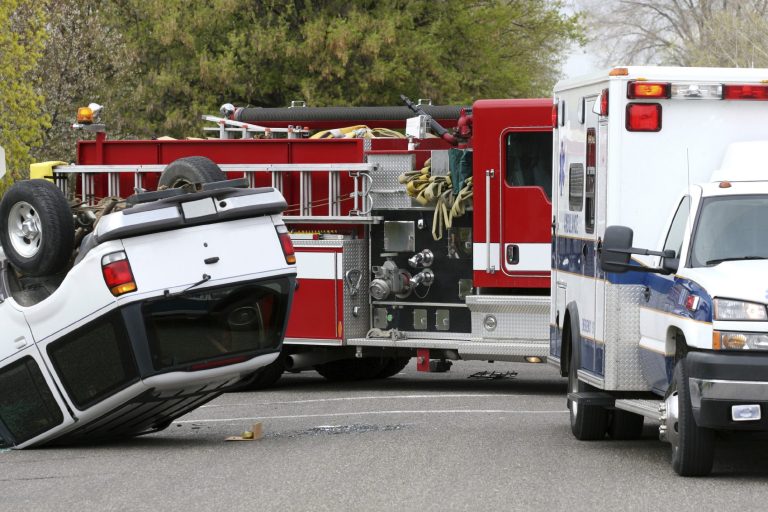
[0,157,296,448]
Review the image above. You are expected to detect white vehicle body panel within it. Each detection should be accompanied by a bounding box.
[551,66,768,393]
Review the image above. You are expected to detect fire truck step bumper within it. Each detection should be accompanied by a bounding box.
[347,337,548,362]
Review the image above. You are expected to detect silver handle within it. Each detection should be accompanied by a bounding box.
[485,169,495,273]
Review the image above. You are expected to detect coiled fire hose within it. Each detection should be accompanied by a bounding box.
[398,160,473,240]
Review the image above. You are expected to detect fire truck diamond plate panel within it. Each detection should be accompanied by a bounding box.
[366,153,416,209]
[466,295,549,342]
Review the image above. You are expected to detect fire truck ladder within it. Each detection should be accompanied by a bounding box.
[50,162,378,224]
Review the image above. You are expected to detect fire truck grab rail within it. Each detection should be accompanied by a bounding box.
[49,162,376,220]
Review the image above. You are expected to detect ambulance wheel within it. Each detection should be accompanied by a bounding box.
[568,330,607,440]
[607,410,644,440]
[666,358,715,476]
[376,357,410,378]
[0,180,74,276]
[158,156,226,188]
[237,353,285,391]
[314,357,385,381]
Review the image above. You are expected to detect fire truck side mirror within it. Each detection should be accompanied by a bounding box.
[600,225,634,273]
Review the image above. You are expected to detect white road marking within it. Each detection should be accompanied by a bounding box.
[201,393,555,408]
[178,409,568,424]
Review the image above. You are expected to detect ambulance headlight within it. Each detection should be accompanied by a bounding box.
[714,331,768,350]
[713,298,768,321]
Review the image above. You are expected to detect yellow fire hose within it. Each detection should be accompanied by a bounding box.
[398,160,473,240]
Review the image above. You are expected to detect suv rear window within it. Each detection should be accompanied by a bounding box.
[144,278,290,371]
[0,356,63,444]
[48,311,140,410]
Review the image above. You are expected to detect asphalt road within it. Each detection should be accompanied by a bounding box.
[4,360,768,512]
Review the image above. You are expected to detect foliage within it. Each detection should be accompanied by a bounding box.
[34,0,136,163]
[0,0,48,193]
[109,0,583,137]
[580,0,768,67]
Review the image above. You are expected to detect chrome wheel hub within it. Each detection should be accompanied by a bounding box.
[660,390,680,449]
[8,201,42,258]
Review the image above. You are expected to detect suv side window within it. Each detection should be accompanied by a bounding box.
[663,196,691,258]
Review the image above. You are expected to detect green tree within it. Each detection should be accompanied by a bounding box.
[0,0,48,193]
[34,0,136,163]
[110,0,583,137]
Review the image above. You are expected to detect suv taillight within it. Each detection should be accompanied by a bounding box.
[102,251,137,296]
[275,225,296,264]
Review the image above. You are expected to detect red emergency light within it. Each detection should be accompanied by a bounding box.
[551,103,558,128]
[626,103,661,132]
[722,84,768,100]
[627,81,671,99]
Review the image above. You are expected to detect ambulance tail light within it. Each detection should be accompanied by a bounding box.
[276,224,296,264]
[722,84,768,100]
[599,88,609,116]
[627,81,670,99]
[102,251,137,296]
[626,103,661,132]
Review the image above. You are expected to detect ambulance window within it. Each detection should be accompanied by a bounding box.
[505,131,552,199]
[568,163,584,211]
[663,196,690,258]
[0,356,63,444]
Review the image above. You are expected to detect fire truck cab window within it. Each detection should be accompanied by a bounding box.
[505,131,552,199]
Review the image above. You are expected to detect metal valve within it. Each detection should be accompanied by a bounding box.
[408,249,434,268]
[369,253,412,300]
[410,268,435,287]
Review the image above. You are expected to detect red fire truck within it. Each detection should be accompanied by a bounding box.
[47,97,553,387]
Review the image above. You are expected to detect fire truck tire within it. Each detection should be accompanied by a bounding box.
[668,358,715,476]
[607,410,644,440]
[158,156,226,188]
[376,357,410,378]
[237,353,285,391]
[314,357,385,381]
[0,180,74,277]
[568,329,608,440]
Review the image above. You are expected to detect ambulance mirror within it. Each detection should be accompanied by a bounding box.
[600,225,633,273]
[0,146,6,180]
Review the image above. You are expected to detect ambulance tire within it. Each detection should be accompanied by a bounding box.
[376,357,410,379]
[314,357,385,381]
[568,329,608,440]
[607,410,644,440]
[0,180,74,277]
[668,358,715,476]
[158,156,226,188]
[237,353,285,391]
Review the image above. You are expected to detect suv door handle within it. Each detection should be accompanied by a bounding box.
[14,336,27,350]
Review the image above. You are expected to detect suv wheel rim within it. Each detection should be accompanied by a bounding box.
[8,201,42,258]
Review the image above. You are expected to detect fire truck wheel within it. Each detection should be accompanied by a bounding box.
[376,357,410,379]
[314,357,385,381]
[236,353,285,391]
[607,409,644,440]
[568,330,608,440]
[667,358,715,476]
[0,180,74,277]
[158,156,226,188]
